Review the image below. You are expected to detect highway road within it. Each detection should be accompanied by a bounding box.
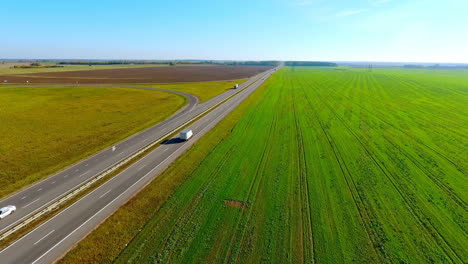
[0,71,267,235]
[0,66,280,263]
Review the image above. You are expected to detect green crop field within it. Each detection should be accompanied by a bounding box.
[140,79,248,102]
[0,86,185,199]
[112,67,467,263]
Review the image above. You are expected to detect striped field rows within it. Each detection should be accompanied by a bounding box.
[114,67,467,263]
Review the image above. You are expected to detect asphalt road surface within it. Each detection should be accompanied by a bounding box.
[0,72,265,235]
[0,66,280,263]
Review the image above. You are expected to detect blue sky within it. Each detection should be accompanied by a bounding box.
[1,0,467,62]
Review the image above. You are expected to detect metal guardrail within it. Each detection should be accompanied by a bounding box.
[0,69,275,241]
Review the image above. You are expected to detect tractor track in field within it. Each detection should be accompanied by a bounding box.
[164,145,237,262]
[308,72,466,212]
[298,80,387,263]
[307,79,464,263]
[226,92,279,263]
[115,142,238,263]
[291,83,316,263]
[328,75,467,210]
[381,135,467,211]
[366,74,467,168]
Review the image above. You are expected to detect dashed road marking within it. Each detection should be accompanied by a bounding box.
[99,190,112,199]
[79,171,90,178]
[34,230,54,245]
[22,198,40,209]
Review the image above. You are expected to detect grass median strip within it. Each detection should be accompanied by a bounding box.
[0,126,179,250]
[0,86,186,199]
[58,71,270,264]
[66,67,466,263]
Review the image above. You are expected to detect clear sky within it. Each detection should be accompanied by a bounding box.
[2,0,467,62]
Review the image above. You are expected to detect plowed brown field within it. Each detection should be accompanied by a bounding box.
[0,65,271,84]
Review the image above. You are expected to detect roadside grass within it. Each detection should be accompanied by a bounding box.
[0,64,168,75]
[111,67,466,263]
[0,123,177,251]
[139,79,248,102]
[0,86,186,199]
[58,73,269,264]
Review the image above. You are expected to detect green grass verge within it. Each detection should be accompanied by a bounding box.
[111,67,465,263]
[0,86,186,199]
[58,73,268,264]
[139,79,248,102]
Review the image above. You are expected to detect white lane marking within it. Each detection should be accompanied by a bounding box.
[33,230,54,245]
[85,163,89,167]
[29,147,184,264]
[143,138,148,142]
[163,148,169,152]
[51,181,56,184]
[22,198,40,209]
[7,72,268,252]
[21,196,27,200]
[75,169,79,172]
[64,174,69,178]
[12,72,273,261]
[79,171,90,178]
[99,190,112,199]
[138,165,146,171]
[118,152,124,156]
[37,188,42,192]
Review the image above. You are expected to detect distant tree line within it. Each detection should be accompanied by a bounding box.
[285,61,338,67]
[224,61,280,66]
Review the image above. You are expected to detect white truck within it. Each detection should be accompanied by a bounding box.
[180,129,193,141]
[233,84,239,89]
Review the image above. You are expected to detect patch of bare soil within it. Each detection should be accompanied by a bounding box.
[0,65,272,84]
[224,199,248,209]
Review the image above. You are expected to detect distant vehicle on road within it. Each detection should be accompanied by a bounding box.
[233,84,239,89]
[180,129,193,141]
[0,205,16,219]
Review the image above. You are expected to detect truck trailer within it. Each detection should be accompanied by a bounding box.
[180,129,193,141]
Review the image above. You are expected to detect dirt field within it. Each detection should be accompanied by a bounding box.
[0,62,31,68]
[0,65,272,84]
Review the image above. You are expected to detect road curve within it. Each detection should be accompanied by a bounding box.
[0,85,199,235]
[0,76,265,234]
[0,66,280,264]
[0,71,270,238]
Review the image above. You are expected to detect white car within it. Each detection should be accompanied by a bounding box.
[0,205,16,219]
